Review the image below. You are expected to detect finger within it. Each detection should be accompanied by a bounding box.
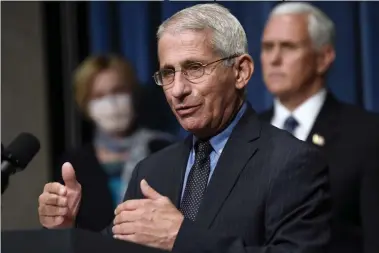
[38,204,68,216]
[44,182,66,196]
[113,234,137,243]
[61,162,80,189]
[40,216,64,228]
[39,193,67,207]
[112,223,137,235]
[114,210,142,225]
[115,199,151,215]
[140,179,162,200]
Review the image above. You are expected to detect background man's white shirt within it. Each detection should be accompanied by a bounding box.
[271,88,327,141]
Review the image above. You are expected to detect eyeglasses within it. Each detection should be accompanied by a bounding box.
[153,55,240,86]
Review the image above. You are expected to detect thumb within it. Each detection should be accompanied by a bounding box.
[140,179,162,200]
[62,162,80,189]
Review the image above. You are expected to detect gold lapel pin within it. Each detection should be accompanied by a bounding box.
[312,134,325,146]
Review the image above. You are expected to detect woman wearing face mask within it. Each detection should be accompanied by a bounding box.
[58,55,175,231]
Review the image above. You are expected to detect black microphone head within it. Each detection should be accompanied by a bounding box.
[6,132,40,169]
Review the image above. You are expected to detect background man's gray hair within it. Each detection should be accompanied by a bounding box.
[270,2,335,50]
[157,3,248,65]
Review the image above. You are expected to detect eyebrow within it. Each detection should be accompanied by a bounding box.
[262,39,308,46]
[161,57,207,69]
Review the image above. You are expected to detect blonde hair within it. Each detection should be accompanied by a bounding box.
[73,55,138,115]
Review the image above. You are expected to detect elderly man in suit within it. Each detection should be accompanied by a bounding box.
[38,3,332,253]
[259,2,379,253]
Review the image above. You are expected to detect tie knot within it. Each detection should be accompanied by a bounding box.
[283,116,299,134]
[195,140,212,156]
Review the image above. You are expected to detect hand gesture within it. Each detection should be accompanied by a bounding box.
[113,180,184,250]
[38,162,82,228]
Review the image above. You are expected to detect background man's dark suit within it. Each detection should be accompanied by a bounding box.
[260,93,379,253]
[105,105,331,253]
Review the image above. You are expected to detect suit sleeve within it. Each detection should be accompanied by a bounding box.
[101,162,141,236]
[172,147,331,253]
[360,131,379,253]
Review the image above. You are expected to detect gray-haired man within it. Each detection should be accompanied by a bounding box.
[38,3,332,253]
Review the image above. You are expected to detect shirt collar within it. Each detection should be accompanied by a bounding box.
[272,88,327,130]
[193,102,247,155]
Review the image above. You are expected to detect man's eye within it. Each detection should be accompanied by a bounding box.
[187,64,203,71]
[281,43,297,50]
[161,70,174,77]
[262,43,273,51]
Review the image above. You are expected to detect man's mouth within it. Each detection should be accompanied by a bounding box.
[175,104,201,116]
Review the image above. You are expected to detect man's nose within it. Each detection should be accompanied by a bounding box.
[171,72,191,99]
[269,47,282,66]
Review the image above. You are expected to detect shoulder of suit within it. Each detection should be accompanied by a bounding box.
[260,120,322,156]
[257,109,273,122]
[333,102,379,127]
[135,138,184,165]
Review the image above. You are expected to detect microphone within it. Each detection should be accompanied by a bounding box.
[1,133,40,194]
[1,143,10,193]
[1,143,5,161]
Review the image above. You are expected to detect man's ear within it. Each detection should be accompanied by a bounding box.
[317,45,335,75]
[234,54,254,91]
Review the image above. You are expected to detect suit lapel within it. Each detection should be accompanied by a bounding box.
[166,136,192,208]
[306,92,340,148]
[196,106,261,228]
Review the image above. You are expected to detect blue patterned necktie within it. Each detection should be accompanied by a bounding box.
[180,140,212,221]
[283,116,299,135]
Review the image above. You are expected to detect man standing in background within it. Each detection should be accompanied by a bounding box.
[259,2,379,253]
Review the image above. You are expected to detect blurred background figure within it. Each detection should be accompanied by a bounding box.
[259,2,379,253]
[58,55,175,231]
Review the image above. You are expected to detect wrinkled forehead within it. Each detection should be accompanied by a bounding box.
[157,30,217,68]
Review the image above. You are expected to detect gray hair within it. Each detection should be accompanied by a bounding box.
[157,3,248,65]
[270,2,335,50]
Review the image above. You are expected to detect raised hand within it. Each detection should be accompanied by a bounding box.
[38,162,82,229]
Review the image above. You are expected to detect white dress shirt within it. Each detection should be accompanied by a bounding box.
[271,88,327,141]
